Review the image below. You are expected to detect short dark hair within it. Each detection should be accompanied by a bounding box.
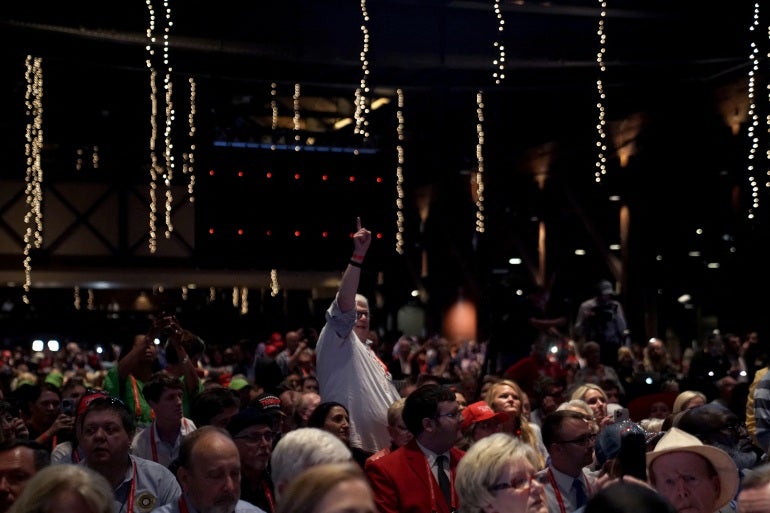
[78,396,135,437]
[141,371,184,403]
[541,409,589,448]
[0,439,50,470]
[402,384,456,436]
[191,387,240,427]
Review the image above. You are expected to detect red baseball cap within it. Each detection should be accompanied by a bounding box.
[461,401,509,433]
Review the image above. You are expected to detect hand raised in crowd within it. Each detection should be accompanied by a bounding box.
[352,216,371,256]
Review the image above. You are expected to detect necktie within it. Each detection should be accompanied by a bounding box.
[436,455,451,507]
[573,477,587,509]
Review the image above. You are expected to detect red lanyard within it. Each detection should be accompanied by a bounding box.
[262,480,275,513]
[120,461,138,513]
[424,455,455,512]
[546,468,592,513]
[178,495,190,513]
[149,419,190,462]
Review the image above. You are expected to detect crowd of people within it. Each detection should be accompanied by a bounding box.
[0,217,769,513]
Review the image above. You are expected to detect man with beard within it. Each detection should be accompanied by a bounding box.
[154,426,265,513]
[675,404,765,476]
[78,395,180,512]
[227,407,278,513]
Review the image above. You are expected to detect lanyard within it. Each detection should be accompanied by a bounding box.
[546,468,592,513]
[119,461,138,513]
[178,495,190,513]
[424,455,455,512]
[262,480,275,513]
[149,419,190,463]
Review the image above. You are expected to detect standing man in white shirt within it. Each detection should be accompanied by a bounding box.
[315,217,400,456]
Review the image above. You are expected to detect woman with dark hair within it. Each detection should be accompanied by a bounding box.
[307,401,370,468]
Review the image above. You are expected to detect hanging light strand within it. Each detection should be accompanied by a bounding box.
[22,55,44,304]
[293,83,301,151]
[475,91,486,233]
[162,0,175,238]
[182,77,197,202]
[594,0,608,183]
[270,269,280,297]
[353,0,371,138]
[271,82,279,131]
[395,89,405,254]
[492,0,506,84]
[746,2,760,217]
[145,0,160,252]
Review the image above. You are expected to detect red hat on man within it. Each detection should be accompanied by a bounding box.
[461,400,509,434]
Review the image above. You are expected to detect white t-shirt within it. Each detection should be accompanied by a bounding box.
[315,297,400,453]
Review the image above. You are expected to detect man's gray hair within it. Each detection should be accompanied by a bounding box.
[270,427,353,500]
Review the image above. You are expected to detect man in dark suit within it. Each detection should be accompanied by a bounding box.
[366,384,464,513]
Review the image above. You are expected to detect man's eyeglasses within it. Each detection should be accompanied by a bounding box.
[555,433,597,446]
[356,310,370,319]
[434,410,462,421]
[234,431,278,443]
[488,474,549,493]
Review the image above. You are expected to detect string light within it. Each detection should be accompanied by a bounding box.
[353,0,371,138]
[75,148,84,171]
[162,0,175,239]
[270,269,280,297]
[74,286,81,310]
[87,289,95,311]
[475,91,486,233]
[181,285,188,301]
[240,287,249,315]
[145,0,176,247]
[92,145,100,169]
[746,3,760,218]
[594,0,608,183]
[23,55,44,305]
[395,89,405,255]
[182,77,196,202]
[271,82,279,131]
[492,0,506,84]
[145,0,160,252]
[209,286,216,303]
[293,83,301,151]
[232,286,239,308]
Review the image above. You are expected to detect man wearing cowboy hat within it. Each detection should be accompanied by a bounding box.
[647,427,740,513]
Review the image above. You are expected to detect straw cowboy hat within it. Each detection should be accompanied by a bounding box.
[646,427,739,511]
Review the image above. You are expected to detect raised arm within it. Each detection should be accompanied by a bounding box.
[337,216,371,313]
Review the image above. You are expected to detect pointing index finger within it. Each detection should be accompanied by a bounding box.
[356,216,362,231]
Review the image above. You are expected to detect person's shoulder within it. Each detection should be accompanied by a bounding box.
[151,503,175,513]
[132,454,177,476]
[236,500,268,513]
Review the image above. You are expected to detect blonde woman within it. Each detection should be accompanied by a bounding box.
[485,379,547,468]
[671,390,707,414]
[456,433,547,513]
[570,383,612,429]
[8,464,113,513]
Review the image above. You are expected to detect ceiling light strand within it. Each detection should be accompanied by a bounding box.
[353,0,371,139]
[745,2,760,218]
[475,91,486,233]
[395,88,405,255]
[491,0,506,84]
[23,55,44,305]
[594,0,608,183]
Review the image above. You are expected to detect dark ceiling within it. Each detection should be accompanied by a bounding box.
[0,0,767,343]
